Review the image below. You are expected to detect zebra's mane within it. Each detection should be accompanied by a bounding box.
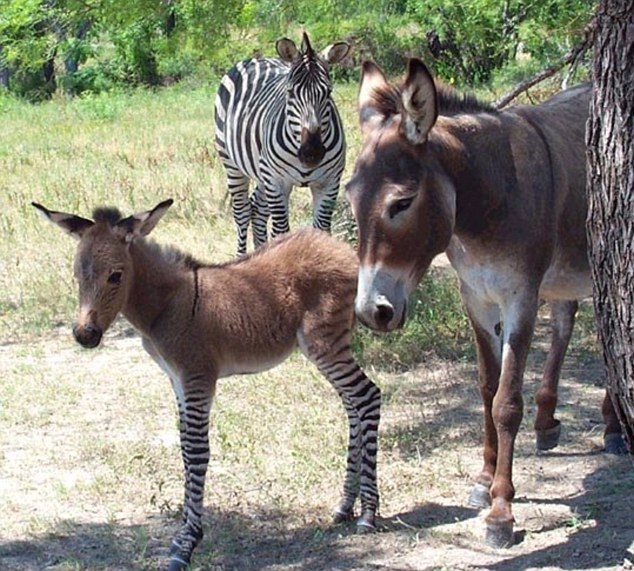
[369,80,496,117]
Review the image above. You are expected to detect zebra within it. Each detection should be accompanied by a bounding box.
[215,32,350,255]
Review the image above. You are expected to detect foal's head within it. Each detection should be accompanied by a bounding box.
[33,199,173,348]
[276,32,349,168]
[346,59,457,331]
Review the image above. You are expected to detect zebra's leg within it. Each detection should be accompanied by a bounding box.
[298,324,381,532]
[225,167,251,256]
[310,179,340,233]
[168,376,214,571]
[250,184,270,248]
[264,182,291,238]
[534,300,578,451]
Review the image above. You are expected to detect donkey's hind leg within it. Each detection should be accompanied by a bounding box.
[602,391,627,454]
[534,300,578,451]
[298,321,381,532]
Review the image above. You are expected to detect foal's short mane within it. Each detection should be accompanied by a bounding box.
[93,206,123,225]
[370,80,496,117]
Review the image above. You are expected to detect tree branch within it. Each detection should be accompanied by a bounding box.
[493,22,595,109]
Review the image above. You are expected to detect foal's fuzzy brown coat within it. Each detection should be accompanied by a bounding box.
[34,200,380,571]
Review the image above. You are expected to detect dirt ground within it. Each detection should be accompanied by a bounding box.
[1,318,633,571]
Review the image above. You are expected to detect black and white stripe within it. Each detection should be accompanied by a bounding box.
[215,33,349,255]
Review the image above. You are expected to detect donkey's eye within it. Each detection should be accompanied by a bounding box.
[388,196,415,219]
[108,271,123,285]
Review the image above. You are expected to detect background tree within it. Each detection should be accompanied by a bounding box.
[586,0,634,453]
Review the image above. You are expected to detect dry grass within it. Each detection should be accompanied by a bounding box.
[1,83,632,571]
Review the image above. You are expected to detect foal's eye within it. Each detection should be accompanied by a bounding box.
[108,271,123,285]
[388,196,415,219]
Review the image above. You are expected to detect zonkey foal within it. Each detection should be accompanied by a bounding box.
[33,199,380,571]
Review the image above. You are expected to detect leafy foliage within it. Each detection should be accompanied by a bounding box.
[0,0,595,99]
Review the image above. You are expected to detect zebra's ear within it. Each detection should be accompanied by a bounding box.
[400,58,438,145]
[358,60,390,137]
[276,38,299,63]
[114,199,174,243]
[320,42,350,65]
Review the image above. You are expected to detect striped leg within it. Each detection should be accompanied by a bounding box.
[310,179,341,233]
[225,167,252,256]
[250,184,270,249]
[298,324,381,531]
[169,378,213,571]
[264,181,291,238]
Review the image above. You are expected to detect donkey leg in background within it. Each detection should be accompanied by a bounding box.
[602,392,627,454]
[534,299,578,450]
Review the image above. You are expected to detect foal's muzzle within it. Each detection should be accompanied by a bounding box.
[73,323,103,349]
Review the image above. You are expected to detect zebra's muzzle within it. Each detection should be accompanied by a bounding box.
[298,131,325,168]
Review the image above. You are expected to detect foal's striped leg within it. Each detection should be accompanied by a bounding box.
[299,323,381,531]
[168,379,213,571]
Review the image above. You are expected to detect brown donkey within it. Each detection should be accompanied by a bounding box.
[33,199,380,570]
[345,59,625,548]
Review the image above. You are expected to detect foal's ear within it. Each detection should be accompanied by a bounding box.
[31,202,94,240]
[320,42,350,65]
[358,60,390,135]
[401,58,438,145]
[115,199,174,242]
[276,37,299,63]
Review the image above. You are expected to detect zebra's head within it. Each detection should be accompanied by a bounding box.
[277,32,350,169]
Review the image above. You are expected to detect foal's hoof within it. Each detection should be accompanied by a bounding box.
[167,555,190,571]
[485,521,515,549]
[468,483,491,509]
[536,421,561,451]
[356,510,377,534]
[604,432,628,455]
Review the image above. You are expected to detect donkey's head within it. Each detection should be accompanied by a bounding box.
[276,32,349,168]
[32,199,173,348]
[346,59,456,331]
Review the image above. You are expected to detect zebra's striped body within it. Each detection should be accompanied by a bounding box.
[34,199,380,571]
[215,33,349,255]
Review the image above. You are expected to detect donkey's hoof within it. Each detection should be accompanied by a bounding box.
[356,510,377,534]
[468,483,491,509]
[604,432,628,455]
[167,555,190,571]
[485,521,515,549]
[536,421,561,451]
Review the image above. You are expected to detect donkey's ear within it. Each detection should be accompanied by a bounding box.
[401,58,437,145]
[115,199,174,242]
[320,42,350,65]
[31,202,94,240]
[276,37,299,63]
[358,60,390,135]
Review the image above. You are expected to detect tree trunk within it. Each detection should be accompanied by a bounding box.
[586,0,634,453]
[0,44,9,89]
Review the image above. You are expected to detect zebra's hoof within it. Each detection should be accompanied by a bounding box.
[468,483,491,509]
[332,506,355,524]
[167,554,190,571]
[536,421,561,451]
[604,432,628,455]
[485,520,515,549]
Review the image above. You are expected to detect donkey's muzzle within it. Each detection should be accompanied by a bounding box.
[73,323,103,348]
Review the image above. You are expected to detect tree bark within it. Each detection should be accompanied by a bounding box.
[586,0,634,453]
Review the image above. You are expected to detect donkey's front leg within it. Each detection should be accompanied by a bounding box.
[461,287,502,511]
[485,294,537,549]
[168,376,214,571]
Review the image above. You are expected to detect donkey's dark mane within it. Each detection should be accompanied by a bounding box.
[370,81,496,117]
